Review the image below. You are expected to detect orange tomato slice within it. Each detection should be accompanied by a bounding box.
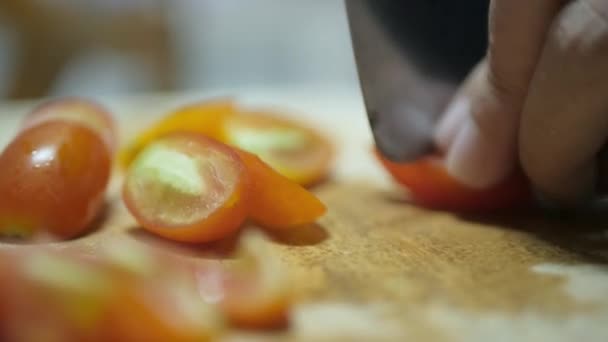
[376,150,531,211]
[224,111,333,186]
[237,149,327,230]
[118,98,236,169]
[122,132,249,243]
[23,97,117,153]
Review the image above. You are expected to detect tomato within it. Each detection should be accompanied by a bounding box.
[118,98,236,169]
[23,97,117,153]
[237,149,326,230]
[224,112,333,186]
[376,151,531,211]
[122,132,249,243]
[0,121,111,239]
[196,232,291,329]
[0,242,222,342]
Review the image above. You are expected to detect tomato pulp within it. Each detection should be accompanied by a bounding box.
[123,133,249,243]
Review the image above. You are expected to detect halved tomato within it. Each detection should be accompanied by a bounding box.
[23,97,117,153]
[122,132,249,243]
[224,111,333,186]
[118,98,236,169]
[376,150,531,211]
[196,232,291,329]
[0,121,111,239]
[0,242,222,342]
[237,150,326,230]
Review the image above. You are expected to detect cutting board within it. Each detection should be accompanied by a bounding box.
[1,88,608,341]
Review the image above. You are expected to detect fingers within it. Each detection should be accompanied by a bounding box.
[434,0,564,188]
[519,0,608,205]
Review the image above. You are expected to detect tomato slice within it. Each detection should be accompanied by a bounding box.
[236,149,326,230]
[0,121,111,239]
[224,112,333,186]
[196,232,291,329]
[376,150,531,211]
[0,242,222,342]
[122,132,249,243]
[118,98,236,169]
[23,97,117,153]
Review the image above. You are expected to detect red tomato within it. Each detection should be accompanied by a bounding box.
[0,121,111,238]
[376,151,531,211]
[196,232,291,329]
[23,97,117,152]
[122,133,249,243]
[223,112,333,186]
[236,149,326,230]
[0,243,221,342]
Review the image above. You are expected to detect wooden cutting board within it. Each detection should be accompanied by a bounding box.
[1,89,608,341]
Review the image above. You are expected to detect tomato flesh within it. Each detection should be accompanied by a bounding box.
[376,151,531,211]
[225,112,333,186]
[123,133,249,243]
[237,150,326,230]
[0,121,111,238]
[23,97,117,153]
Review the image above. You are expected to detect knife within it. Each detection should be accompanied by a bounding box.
[345,0,489,162]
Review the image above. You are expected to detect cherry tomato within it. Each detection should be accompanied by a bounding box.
[224,112,333,186]
[237,149,326,230]
[118,98,236,169]
[196,232,291,329]
[376,151,531,211]
[123,132,249,243]
[23,97,117,153]
[0,243,221,342]
[0,121,111,238]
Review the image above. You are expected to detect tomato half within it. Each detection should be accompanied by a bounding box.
[236,150,326,230]
[0,121,111,239]
[224,112,333,186]
[196,232,291,329]
[23,97,117,153]
[376,151,531,211]
[0,242,222,342]
[118,98,236,169]
[123,133,249,243]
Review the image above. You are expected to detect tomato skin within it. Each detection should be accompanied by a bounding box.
[118,98,236,169]
[224,112,333,187]
[236,150,327,230]
[23,97,117,153]
[122,133,250,243]
[0,121,111,238]
[376,151,531,211]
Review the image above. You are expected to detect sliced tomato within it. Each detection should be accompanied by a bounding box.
[118,98,236,169]
[0,121,111,239]
[224,111,333,186]
[196,232,291,329]
[0,243,222,342]
[23,97,117,153]
[376,150,531,211]
[236,149,326,230]
[122,132,249,243]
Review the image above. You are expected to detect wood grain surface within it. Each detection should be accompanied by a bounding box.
[1,90,608,341]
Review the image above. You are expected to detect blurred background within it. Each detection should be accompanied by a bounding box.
[0,0,359,100]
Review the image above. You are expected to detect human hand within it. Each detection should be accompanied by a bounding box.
[434,0,608,207]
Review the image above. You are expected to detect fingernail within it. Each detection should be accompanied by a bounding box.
[445,108,514,189]
[434,97,469,152]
